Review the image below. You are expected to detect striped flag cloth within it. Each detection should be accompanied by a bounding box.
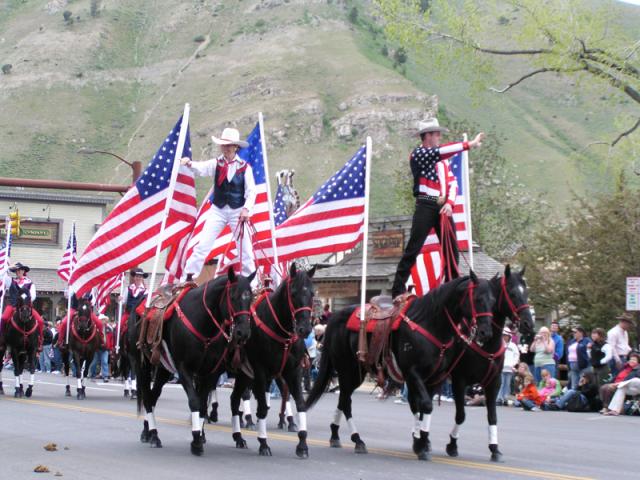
[163,122,271,283]
[57,222,77,282]
[0,227,12,278]
[255,144,367,263]
[70,115,197,296]
[449,153,470,251]
[95,274,122,314]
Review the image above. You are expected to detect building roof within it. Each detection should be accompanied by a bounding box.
[0,189,115,206]
[315,215,503,283]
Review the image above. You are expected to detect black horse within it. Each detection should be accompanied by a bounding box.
[443,265,534,462]
[306,273,495,460]
[62,295,101,399]
[110,325,136,399]
[230,263,315,458]
[136,269,255,455]
[4,287,39,398]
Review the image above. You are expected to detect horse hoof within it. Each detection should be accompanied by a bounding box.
[244,420,256,431]
[0,386,4,395]
[446,443,459,457]
[25,386,33,398]
[354,442,368,454]
[208,403,218,423]
[65,386,71,397]
[149,431,162,448]
[417,451,432,461]
[491,452,504,463]
[295,446,309,459]
[288,422,298,433]
[140,430,151,443]
[124,389,130,398]
[233,432,247,449]
[131,392,137,400]
[329,438,342,448]
[200,431,207,445]
[259,445,272,456]
[14,388,22,398]
[190,441,204,456]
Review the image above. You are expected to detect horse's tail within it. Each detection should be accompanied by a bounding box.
[306,312,347,410]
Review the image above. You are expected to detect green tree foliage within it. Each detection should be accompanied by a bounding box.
[518,176,640,330]
[376,0,640,146]
[393,118,549,259]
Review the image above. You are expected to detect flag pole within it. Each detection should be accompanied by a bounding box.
[115,272,126,354]
[357,138,372,361]
[0,217,11,332]
[462,133,474,270]
[146,103,191,308]
[65,221,76,345]
[258,112,280,283]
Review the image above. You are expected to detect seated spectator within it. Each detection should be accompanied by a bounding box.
[515,374,543,411]
[600,352,640,411]
[546,372,601,412]
[538,368,561,402]
[602,377,640,416]
[590,328,612,386]
[567,327,592,389]
[497,327,520,406]
[531,326,556,382]
[514,362,533,395]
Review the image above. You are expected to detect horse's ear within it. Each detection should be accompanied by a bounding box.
[289,262,297,277]
[469,269,479,284]
[307,265,317,278]
[227,268,237,283]
[247,270,257,284]
[520,265,526,277]
[504,264,511,278]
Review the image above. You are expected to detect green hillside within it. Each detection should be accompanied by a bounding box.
[1,0,638,215]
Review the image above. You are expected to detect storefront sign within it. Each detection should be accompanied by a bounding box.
[317,282,359,298]
[371,230,404,258]
[1,220,60,245]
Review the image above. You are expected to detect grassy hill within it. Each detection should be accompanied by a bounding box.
[1,0,638,216]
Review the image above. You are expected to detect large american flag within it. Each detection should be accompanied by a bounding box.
[408,152,471,294]
[70,115,197,296]
[95,274,123,314]
[164,122,271,283]
[255,144,367,263]
[57,222,77,282]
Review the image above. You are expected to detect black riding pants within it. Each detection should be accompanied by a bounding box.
[391,201,459,297]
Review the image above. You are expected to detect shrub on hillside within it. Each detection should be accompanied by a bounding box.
[194,35,206,43]
[1,64,12,75]
[90,0,102,18]
[63,10,73,24]
[348,7,358,24]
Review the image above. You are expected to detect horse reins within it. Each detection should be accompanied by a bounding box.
[498,276,530,326]
[251,276,312,377]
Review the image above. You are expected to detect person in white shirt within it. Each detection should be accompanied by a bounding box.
[607,313,634,376]
[497,327,520,405]
[181,128,257,282]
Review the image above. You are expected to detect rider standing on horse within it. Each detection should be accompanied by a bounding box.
[391,118,485,298]
[180,127,257,283]
[1,263,44,349]
[56,292,106,348]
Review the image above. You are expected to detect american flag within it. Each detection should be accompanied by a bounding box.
[70,114,197,296]
[408,152,471,294]
[164,121,271,283]
[57,222,77,282]
[273,181,288,227]
[0,225,12,278]
[95,274,122,314]
[255,144,367,263]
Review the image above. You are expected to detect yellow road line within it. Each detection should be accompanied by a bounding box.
[0,396,594,480]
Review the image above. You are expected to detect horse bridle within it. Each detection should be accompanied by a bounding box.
[200,280,252,344]
[71,305,98,345]
[446,281,494,343]
[498,276,530,327]
[11,298,37,347]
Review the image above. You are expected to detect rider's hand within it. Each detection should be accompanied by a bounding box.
[239,208,250,222]
[440,203,453,217]
[469,132,485,149]
[180,157,192,166]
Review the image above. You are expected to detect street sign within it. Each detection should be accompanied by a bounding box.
[626,277,640,311]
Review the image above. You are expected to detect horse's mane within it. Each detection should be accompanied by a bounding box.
[412,275,470,321]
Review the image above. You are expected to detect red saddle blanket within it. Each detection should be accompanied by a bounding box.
[345,306,403,333]
[135,285,193,321]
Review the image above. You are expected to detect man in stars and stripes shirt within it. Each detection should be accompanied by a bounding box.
[181,127,257,282]
[391,118,484,298]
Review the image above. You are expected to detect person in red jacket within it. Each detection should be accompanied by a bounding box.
[516,374,543,411]
[391,119,484,298]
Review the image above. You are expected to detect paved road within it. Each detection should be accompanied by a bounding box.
[0,372,636,480]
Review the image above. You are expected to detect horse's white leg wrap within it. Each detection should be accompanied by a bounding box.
[243,399,252,416]
[125,378,131,390]
[257,418,267,439]
[421,413,431,433]
[15,376,20,388]
[285,400,293,417]
[347,418,358,435]
[77,378,82,389]
[191,412,201,432]
[132,379,137,391]
[65,375,70,386]
[451,423,461,439]
[232,415,241,433]
[489,425,498,444]
[145,411,157,430]
[333,409,343,426]
[265,391,271,409]
[29,374,35,386]
[413,414,421,438]
[298,411,307,432]
[212,389,218,404]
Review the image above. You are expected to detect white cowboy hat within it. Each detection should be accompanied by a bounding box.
[211,127,249,148]
[416,118,449,136]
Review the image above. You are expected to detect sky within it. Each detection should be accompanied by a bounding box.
[618,0,640,5]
